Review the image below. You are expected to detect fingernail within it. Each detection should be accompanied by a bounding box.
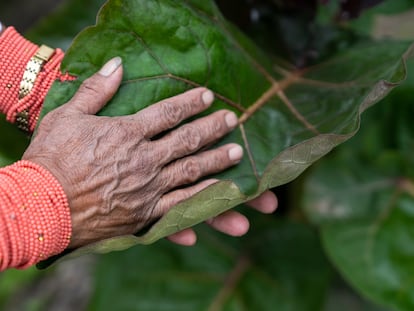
[228,145,243,161]
[99,57,122,77]
[202,90,214,106]
[225,112,238,128]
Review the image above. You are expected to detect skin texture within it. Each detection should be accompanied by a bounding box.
[23,57,278,248]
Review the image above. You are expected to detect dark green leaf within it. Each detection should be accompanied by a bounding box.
[25,0,107,50]
[0,115,29,167]
[306,156,414,311]
[303,70,414,310]
[88,218,332,311]
[0,267,40,308]
[38,0,412,257]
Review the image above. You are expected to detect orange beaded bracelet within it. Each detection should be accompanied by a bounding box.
[0,160,71,271]
[0,26,75,133]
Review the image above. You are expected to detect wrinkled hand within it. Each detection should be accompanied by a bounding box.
[23,57,277,248]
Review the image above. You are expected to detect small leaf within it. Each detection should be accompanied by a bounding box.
[39,0,413,259]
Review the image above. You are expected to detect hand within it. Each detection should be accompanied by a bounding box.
[23,57,277,248]
[23,57,241,248]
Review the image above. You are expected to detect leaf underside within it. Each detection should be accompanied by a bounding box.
[38,0,413,263]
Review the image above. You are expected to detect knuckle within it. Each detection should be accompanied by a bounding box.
[160,101,185,127]
[77,78,107,102]
[210,117,226,138]
[180,158,202,183]
[80,78,101,95]
[37,107,67,131]
[177,88,204,108]
[188,93,203,108]
[179,125,202,152]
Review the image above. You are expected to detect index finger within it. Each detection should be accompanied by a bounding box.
[134,87,214,138]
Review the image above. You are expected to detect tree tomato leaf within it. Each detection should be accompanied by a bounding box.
[37,0,413,263]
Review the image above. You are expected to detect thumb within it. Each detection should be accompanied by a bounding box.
[65,57,123,115]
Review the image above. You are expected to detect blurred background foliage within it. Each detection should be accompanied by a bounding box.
[1,0,414,310]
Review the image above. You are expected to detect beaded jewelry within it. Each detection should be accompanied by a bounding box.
[0,27,75,133]
[0,26,76,270]
[0,161,71,270]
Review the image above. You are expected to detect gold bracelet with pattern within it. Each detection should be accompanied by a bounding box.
[18,45,55,100]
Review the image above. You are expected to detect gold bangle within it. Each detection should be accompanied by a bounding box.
[18,44,55,99]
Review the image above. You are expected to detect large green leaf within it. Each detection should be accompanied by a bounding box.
[88,218,332,311]
[302,71,414,311]
[39,0,413,258]
[305,156,414,311]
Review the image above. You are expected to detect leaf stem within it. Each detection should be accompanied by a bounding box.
[238,72,319,134]
[207,255,250,311]
[240,124,260,182]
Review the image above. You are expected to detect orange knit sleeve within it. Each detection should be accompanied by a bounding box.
[0,160,71,271]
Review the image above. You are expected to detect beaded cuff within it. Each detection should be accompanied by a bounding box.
[0,161,71,270]
[0,27,75,133]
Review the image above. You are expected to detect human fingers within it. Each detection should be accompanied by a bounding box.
[154,144,243,195]
[206,211,250,236]
[63,57,123,115]
[134,87,215,138]
[152,109,238,164]
[167,229,197,246]
[245,191,278,214]
[167,211,250,246]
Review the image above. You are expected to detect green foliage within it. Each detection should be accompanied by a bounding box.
[0,267,40,307]
[89,217,332,311]
[38,0,411,259]
[25,0,108,50]
[303,60,414,311]
[0,115,29,167]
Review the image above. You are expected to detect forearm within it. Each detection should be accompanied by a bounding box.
[0,25,74,133]
[0,161,71,271]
